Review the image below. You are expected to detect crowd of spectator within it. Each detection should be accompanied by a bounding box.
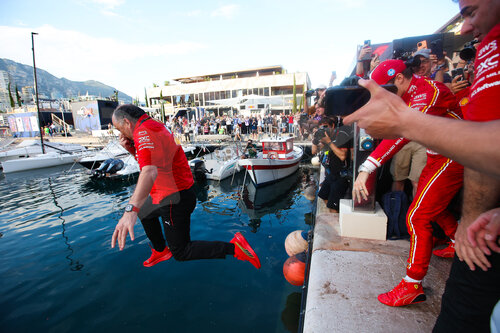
[163,113,301,142]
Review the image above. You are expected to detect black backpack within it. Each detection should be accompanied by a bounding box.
[381,191,410,240]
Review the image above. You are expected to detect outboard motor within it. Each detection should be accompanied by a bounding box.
[91,158,125,178]
[189,159,209,182]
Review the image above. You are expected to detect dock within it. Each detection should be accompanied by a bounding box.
[303,186,453,332]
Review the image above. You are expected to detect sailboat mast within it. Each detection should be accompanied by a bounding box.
[31,32,45,154]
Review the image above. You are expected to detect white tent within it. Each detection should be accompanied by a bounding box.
[206,94,292,107]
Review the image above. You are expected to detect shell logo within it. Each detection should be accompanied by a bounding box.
[459,97,470,107]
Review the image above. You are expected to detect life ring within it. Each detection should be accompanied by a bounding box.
[269,152,278,159]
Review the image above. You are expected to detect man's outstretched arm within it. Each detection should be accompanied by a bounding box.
[343,79,500,179]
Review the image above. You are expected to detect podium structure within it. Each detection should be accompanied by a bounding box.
[339,123,387,240]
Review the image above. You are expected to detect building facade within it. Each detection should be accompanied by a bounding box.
[0,70,13,112]
[147,66,310,119]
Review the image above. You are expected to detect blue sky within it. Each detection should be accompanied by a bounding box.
[0,0,460,100]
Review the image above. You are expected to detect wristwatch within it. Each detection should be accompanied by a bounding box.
[125,204,140,213]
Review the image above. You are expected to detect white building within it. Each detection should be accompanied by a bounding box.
[0,70,13,112]
[147,65,310,118]
[21,86,34,104]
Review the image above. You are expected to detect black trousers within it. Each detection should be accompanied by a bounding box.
[318,172,349,211]
[138,187,233,261]
[433,252,500,333]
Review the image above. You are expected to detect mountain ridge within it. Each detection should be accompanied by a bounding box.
[0,58,132,102]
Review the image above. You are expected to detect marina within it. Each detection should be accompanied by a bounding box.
[0,162,316,332]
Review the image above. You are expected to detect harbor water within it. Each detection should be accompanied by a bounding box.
[0,165,317,332]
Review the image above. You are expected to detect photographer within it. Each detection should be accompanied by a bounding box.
[242,139,257,159]
[312,117,351,213]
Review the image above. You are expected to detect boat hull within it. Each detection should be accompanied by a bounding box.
[1,152,86,173]
[239,147,303,186]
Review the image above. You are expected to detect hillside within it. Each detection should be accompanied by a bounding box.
[0,58,132,102]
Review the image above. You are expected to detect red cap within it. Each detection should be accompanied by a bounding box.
[369,59,406,85]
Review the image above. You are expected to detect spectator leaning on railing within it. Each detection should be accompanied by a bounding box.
[344,0,500,330]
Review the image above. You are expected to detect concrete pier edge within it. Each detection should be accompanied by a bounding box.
[302,168,452,333]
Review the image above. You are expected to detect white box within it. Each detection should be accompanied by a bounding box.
[339,199,387,240]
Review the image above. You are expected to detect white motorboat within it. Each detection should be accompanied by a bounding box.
[78,141,130,170]
[1,150,89,173]
[0,140,87,164]
[238,137,303,186]
[79,141,196,171]
[200,145,242,181]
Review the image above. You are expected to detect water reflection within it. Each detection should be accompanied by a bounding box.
[48,178,84,271]
[281,292,302,333]
[238,173,301,232]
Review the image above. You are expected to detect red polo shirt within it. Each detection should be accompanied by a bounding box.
[133,114,194,204]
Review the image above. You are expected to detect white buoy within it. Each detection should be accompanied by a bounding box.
[284,230,308,256]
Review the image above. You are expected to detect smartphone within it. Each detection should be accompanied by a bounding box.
[452,68,465,81]
[417,40,428,50]
[430,39,444,60]
[323,85,398,117]
[361,40,372,61]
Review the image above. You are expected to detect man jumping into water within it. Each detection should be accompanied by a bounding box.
[110,104,260,269]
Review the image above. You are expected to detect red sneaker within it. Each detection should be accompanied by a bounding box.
[432,236,448,248]
[143,246,173,267]
[433,242,455,258]
[378,279,426,307]
[230,232,261,269]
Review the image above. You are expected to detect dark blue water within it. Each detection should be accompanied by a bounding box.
[0,165,317,333]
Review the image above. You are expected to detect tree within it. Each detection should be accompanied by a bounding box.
[15,84,22,107]
[159,90,165,124]
[164,81,170,86]
[8,82,15,108]
[292,74,297,114]
[112,90,118,102]
[144,88,149,107]
[152,83,159,88]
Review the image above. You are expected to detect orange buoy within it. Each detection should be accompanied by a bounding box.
[283,252,307,286]
[284,230,308,256]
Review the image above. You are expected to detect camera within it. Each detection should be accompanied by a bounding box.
[393,48,414,61]
[299,112,310,124]
[322,85,398,117]
[460,40,478,62]
[305,89,317,97]
[312,126,330,145]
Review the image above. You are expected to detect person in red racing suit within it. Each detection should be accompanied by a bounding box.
[353,59,463,307]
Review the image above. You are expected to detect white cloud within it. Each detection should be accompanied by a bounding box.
[211,4,239,19]
[0,25,206,96]
[320,0,366,9]
[90,0,125,10]
[85,0,125,17]
[101,9,119,17]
